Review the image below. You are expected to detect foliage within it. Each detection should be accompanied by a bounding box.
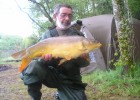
[0,34,39,61]
[22,33,39,48]
[0,35,23,50]
[114,19,135,71]
[82,66,140,97]
[0,33,39,50]
[0,35,22,61]
[128,0,140,20]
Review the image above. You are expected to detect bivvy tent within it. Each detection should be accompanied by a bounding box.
[79,14,140,74]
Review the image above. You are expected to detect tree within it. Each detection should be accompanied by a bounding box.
[112,0,135,75]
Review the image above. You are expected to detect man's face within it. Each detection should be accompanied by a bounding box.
[55,7,73,30]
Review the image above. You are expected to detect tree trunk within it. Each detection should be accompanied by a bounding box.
[112,0,135,75]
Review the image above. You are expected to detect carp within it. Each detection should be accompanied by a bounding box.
[11,36,102,72]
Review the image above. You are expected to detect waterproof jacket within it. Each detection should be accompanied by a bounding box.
[40,27,89,89]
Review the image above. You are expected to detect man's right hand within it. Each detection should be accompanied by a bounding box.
[41,54,52,61]
[40,54,62,67]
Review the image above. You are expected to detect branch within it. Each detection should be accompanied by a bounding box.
[14,0,46,31]
[44,0,51,14]
[28,0,55,25]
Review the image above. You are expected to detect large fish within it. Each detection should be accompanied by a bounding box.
[11,36,102,72]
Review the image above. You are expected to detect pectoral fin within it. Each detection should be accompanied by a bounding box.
[58,59,67,65]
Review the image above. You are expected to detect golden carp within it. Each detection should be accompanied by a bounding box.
[11,36,102,72]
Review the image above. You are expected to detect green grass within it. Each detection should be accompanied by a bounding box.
[82,66,140,97]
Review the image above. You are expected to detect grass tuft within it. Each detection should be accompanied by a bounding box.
[83,66,140,97]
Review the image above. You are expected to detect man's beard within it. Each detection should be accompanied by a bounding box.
[56,20,71,30]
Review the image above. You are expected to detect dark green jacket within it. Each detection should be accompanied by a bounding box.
[40,27,89,89]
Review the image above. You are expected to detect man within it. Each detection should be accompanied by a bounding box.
[21,4,89,100]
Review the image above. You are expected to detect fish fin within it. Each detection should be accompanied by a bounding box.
[58,59,67,65]
[11,50,26,59]
[19,57,31,72]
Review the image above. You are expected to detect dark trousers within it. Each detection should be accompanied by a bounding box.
[27,82,87,100]
[21,60,87,100]
[27,82,42,100]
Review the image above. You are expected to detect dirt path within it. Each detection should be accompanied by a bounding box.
[0,65,29,100]
[0,64,58,100]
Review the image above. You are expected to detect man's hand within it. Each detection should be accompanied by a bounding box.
[80,53,88,59]
[80,53,90,61]
[41,54,52,61]
[41,54,62,66]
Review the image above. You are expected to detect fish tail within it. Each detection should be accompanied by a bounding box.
[11,50,26,59]
[19,57,31,72]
